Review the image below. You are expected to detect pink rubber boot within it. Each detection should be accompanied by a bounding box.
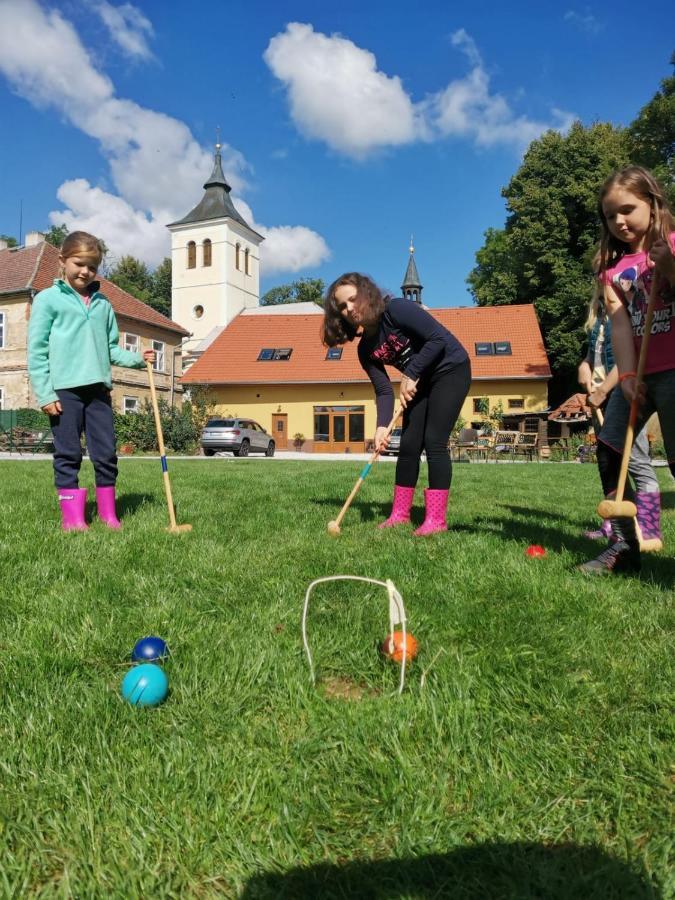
[584,518,612,541]
[378,485,415,529]
[414,488,449,536]
[57,488,88,532]
[96,486,122,529]
[635,491,663,553]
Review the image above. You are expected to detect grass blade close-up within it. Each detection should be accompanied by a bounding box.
[0,459,673,898]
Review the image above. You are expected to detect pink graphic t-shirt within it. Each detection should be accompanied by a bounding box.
[601,232,675,375]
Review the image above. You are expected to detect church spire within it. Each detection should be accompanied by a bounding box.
[401,236,422,304]
[168,141,262,238]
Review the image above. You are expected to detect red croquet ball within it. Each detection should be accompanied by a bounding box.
[526,544,546,558]
[380,631,419,663]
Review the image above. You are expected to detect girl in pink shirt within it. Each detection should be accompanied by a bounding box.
[580,166,675,575]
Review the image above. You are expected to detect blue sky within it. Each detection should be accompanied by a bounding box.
[0,0,672,307]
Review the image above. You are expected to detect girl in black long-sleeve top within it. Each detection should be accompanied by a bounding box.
[323,272,471,535]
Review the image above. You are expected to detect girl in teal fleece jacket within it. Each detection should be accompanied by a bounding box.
[28,231,155,531]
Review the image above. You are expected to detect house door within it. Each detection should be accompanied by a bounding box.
[313,406,365,452]
[272,413,288,449]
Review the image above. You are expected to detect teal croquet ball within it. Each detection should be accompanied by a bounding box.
[121,663,168,707]
[131,635,169,663]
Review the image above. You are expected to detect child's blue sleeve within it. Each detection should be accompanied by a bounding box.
[27,294,59,407]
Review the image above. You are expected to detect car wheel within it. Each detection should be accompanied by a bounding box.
[203,448,215,457]
[235,439,250,457]
[265,441,275,457]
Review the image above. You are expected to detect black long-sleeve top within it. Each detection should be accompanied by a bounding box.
[357,298,469,426]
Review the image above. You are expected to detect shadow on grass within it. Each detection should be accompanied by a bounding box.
[116,492,154,517]
[241,841,658,899]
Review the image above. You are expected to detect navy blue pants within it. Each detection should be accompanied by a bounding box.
[396,359,472,490]
[49,384,118,488]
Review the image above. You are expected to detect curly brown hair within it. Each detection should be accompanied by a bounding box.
[597,166,675,274]
[322,272,387,346]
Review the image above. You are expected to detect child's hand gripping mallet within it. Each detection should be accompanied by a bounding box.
[597,274,659,522]
[327,407,402,536]
[146,361,192,534]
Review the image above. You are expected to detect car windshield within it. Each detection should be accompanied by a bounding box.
[205,419,236,428]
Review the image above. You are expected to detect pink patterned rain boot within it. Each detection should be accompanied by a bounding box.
[57,488,88,532]
[584,518,613,541]
[378,485,415,529]
[413,488,449,537]
[635,491,663,553]
[96,485,121,529]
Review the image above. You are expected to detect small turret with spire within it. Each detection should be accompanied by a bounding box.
[401,236,422,304]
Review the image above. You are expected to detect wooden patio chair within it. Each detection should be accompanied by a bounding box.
[489,430,519,461]
[514,432,539,461]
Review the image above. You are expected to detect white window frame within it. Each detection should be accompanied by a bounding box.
[123,396,140,415]
[124,333,139,354]
[0,386,4,410]
[0,311,5,349]
[152,340,165,372]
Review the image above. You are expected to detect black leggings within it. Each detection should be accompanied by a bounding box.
[395,359,471,490]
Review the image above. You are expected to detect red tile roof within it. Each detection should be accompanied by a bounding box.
[182,303,551,384]
[0,242,189,336]
[549,393,592,421]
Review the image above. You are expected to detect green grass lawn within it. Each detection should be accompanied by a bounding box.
[0,459,673,898]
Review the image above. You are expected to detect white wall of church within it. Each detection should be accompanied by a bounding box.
[169,219,261,343]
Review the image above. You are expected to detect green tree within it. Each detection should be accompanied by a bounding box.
[45,223,68,248]
[467,121,629,402]
[149,257,172,317]
[108,255,153,304]
[626,53,675,204]
[261,277,324,306]
[1,234,18,248]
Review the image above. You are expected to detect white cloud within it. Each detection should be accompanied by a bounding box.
[427,30,575,150]
[0,0,330,272]
[233,199,330,274]
[50,179,170,266]
[564,9,604,35]
[265,23,574,157]
[264,22,427,158]
[91,1,155,61]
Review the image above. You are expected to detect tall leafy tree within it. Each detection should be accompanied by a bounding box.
[45,223,68,248]
[626,53,675,204]
[467,122,629,402]
[107,255,153,304]
[149,257,172,317]
[0,234,17,248]
[261,277,324,306]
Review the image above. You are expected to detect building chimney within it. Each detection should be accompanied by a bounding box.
[25,231,46,247]
[0,239,8,251]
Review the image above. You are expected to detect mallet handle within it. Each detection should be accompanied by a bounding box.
[146,361,178,529]
[610,270,659,505]
[332,407,402,529]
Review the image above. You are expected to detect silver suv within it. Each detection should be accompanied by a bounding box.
[201,418,276,457]
[381,426,402,456]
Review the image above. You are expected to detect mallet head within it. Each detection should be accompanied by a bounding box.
[166,524,193,534]
[327,520,341,537]
[597,499,637,519]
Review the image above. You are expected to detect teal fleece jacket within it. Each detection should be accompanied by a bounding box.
[28,279,144,408]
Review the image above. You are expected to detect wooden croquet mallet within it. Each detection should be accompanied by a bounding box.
[327,406,403,536]
[597,272,660,521]
[146,361,192,534]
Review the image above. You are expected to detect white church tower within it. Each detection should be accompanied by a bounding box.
[168,143,264,358]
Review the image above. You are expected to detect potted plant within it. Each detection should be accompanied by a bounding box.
[293,432,305,451]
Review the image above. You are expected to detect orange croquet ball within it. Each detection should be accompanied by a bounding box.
[380,631,419,663]
[525,544,546,558]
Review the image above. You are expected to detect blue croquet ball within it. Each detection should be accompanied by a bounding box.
[121,663,169,707]
[131,635,169,663]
